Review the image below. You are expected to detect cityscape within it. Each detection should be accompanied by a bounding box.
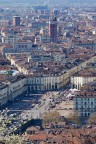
[0,0,96,144]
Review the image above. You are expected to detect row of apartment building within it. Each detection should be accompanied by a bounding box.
[6,54,96,91]
[24,56,96,92]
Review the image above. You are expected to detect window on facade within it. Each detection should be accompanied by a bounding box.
[81,113,83,116]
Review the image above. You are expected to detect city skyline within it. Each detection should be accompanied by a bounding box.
[0,1,96,144]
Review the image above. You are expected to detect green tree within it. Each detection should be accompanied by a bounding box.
[42,111,62,124]
[0,135,25,144]
[67,111,80,125]
[87,112,96,125]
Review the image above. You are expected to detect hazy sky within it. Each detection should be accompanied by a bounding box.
[0,0,96,6]
[0,0,96,2]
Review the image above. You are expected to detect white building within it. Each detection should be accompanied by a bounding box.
[2,34,22,44]
[0,75,27,107]
[7,75,27,100]
[0,82,8,107]
[28,74,63,91]
[71,69,96,89]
